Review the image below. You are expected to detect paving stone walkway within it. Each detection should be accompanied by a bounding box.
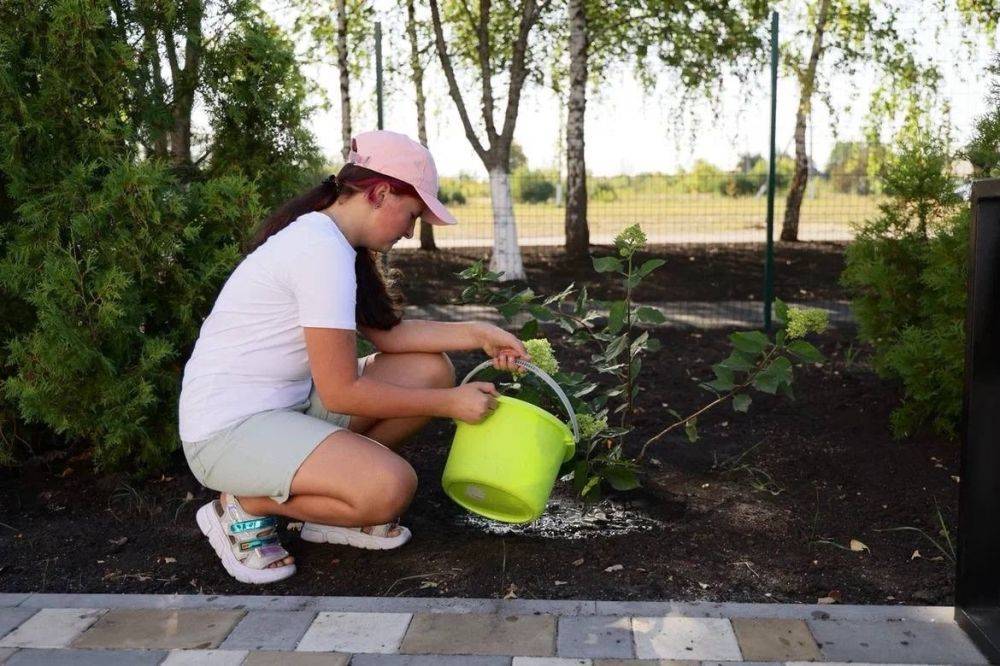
[0,593,988,665]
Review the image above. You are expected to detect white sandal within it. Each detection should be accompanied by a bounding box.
[196,495,296,584]
[300,519,411,550]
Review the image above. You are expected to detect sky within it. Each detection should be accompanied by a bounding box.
[272,3,998,178]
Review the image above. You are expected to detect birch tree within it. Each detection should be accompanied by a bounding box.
[561,0,766,260]
[405,0,437,250]
[295,0,372,161]
[776,0,951,242]
[428,0,554,280]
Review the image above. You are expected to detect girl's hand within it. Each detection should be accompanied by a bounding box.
[474,323,529,372]
[447,382,500,423]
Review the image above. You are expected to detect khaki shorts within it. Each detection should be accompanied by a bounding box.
[183,355,372,503]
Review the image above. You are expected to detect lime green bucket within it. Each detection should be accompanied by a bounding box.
[442,360,578,524]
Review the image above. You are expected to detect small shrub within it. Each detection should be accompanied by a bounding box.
[841,117,981,439]
[0,159,261,470]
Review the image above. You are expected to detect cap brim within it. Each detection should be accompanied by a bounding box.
[415,187,458,225]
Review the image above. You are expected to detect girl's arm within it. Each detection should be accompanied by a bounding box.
[361,320,528,369]
[304,327,498,422]
[360,320,479,354]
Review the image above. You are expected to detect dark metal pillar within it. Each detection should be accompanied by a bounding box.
[955,178,1000,664]
[763,11,778,333]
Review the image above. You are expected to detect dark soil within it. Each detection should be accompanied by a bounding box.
[391,242,849,305]
[0,325,959,605]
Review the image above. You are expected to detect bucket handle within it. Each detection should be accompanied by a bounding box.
[461,359,580,442]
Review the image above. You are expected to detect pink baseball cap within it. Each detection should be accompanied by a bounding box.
[347,130,457,226]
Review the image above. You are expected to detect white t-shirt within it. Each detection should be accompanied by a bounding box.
[178,212,357,442]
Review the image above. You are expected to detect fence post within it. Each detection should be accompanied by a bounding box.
[763,11,779,333]
[955,178,1000,662]
[375,21,384,130]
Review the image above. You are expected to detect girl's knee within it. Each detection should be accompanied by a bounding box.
[422,352,455,389]
[367,461,417,523]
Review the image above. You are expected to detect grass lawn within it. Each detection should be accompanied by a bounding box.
[420,191,884,244]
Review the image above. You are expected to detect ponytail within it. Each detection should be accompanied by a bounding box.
[248,166,403,330]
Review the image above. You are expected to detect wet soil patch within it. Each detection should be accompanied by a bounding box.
[0,326,958,605]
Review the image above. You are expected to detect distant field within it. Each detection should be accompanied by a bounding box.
[400,191,886,247]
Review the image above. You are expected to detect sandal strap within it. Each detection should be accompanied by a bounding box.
[243,543,291,570]
[238,535,280,552]
[230,517,276,534]
[213,498,290,570]
[361,520,400,538]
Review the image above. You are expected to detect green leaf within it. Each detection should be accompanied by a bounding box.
[684,418,699,443]
[528,304,554,321]
[574,285,589,316]
[706,364,735,391]
[752,356,793,394]
[498,302,521,319]
[787,339,825,363]
[635,258,666,278]
[519,319,539,340]
[730,330,770,355]
[774,298,789,325]
[667,408,681,420]
[605,333,629,360]
[636,306,666,324]
[630,331,650,356]
[606,300,627,334]
[543,282,576,306]
[732,393,751,412]
[572,460,590,494]
[719,350,756,372]
[644,336,662,352]
[581,474,602,497]
[593,256,623,273]
[604,466,641,491]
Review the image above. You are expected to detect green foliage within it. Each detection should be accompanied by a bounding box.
[962,56,1000,178]
[512,168,558,203]
[203,16,323,208]
[0,161,260,469]
[0,0,319,470]
[826,141,887,194]
[841,112,990,439]
[460,224,828,500]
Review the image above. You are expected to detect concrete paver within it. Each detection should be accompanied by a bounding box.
[296,611,411,653]
[4,648,166,665]
[71,609,244,650]
[243,651,351,665]
[0,608,104,649]
[730,618,821,661]
[0,596,29,608]
[161,649,249,664]
[0,610,35,641]
[594,659,700,666]
[808,618,990,664]
[220,610,316,650]
[0,594,987,664]
[557,616,633,659]
[400,612,556,657]
[632,616,742,661]
[351,656,511,665]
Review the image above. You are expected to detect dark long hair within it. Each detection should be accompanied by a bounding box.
[247,164,411,330]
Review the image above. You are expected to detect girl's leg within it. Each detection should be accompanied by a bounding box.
[238,428,417,529]
[347,351,455,450]
[236,353,448,564]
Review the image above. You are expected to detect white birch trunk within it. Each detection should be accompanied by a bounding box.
[488,167,525,281]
